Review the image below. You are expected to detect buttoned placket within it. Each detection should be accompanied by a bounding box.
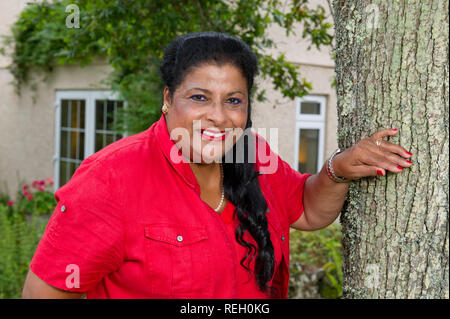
[155,115,250,298]
[192,182,240,298]
[257,173,290,298]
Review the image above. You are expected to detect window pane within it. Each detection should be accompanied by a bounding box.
[95,133,120,152]
[69,162,78,180]
[59,160,81,186]
[79,100,86,129]
[95,99,124,152]
[300,101,321,115]
[106,100,115,131]
[298,129,319,174]
[60,99,85,129]
[70,131,78,159]
[60,130,68,158]
[96,100,105,131]
[69,131,84,160]
[61,100,69,127]
[105,133,115,146]
[95,132,104,152]
[59,99,85,187]
[59,160,68,186]
[78,132,85,160]
[96,99,124,132]
[71,100,78,128]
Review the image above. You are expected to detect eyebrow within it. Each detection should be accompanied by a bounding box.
[186,87,246,96]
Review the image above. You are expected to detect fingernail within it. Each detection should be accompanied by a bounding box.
[392,128,398,132]
[377,169,384,176]
[405,151,412,156]
[406,160,412,164]
[397,165,403,170]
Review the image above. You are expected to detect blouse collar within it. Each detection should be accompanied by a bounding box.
[154,114,272,191]
[154,114,201,194]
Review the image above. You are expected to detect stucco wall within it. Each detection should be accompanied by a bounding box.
[0,0,113,199]
[0,61,113,199]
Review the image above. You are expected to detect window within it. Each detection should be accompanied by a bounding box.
[54,91,127,189]
[294,95,326,174]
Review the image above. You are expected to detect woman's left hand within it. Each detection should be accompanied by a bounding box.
[332,128,413,180]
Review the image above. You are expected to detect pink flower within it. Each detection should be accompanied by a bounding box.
[23,191,29,197]
[46,177,54,185]
[7,200,14,206]
[27,195,34,201]
[39,180,45,186]
[22,185,29,191]
[38,186,45,192]
[32,180,39,188]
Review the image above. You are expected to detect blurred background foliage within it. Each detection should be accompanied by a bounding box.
[1,0,332,134]
[289,224,343,298]
[0,179,55,298]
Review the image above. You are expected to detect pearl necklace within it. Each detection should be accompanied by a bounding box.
[214,164,225,213]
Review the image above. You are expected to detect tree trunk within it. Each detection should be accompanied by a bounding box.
[333,0,449,298]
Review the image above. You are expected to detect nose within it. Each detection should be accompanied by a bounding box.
[205,100,226,127]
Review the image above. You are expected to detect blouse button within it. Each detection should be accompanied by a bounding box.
[176,235,183,242]
[61,205,66,212]
[281,235,285,241]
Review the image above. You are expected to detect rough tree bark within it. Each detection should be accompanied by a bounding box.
[332,0,449,298]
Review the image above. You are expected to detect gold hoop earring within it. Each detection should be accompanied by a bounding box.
[162,104,169,115]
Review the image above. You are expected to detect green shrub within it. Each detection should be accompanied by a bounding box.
[320,240,343,298]
[289,223,343,299]
[0,179,54,298]
[15,178,56,216]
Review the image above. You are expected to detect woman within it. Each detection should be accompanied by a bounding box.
[22,32,413,299]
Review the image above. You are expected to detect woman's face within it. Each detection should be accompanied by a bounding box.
[164,63,249,164]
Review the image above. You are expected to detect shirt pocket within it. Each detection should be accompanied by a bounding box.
[143,223,211,298]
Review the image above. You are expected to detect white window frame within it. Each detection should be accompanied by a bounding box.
[293,95,326,173]
[53,90,127,190]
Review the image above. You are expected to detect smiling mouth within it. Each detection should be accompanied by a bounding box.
[200,129,230,141]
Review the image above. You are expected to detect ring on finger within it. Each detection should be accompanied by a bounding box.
[375,138,382,147]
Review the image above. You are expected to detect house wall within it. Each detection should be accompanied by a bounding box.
[0,0,337,200]
[0,1,114,198]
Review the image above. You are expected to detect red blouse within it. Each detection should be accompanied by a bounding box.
[219,200,284,298]
[30,114,311,298]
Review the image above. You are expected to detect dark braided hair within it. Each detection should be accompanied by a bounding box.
[159,31,277,297]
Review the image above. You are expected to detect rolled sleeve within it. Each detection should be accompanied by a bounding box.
[30,159,124,293]
[277,157,312,225]
[254,132,311,225]
[264,152,311,226]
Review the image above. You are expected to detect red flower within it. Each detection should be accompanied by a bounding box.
[22,185,29,191]
[24,191,29,197]
[38,186,45,192]
[27,195,34,201]
[32,180,39,188]
[39,180,45,186]
[7,200,14,206]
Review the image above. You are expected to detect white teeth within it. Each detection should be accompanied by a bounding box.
[202,130,225,138]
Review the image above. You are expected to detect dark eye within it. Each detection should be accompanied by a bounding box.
[190,94,207,102]
[227,97,242,105]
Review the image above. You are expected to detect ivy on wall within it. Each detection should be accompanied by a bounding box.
[1,0,333,134]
